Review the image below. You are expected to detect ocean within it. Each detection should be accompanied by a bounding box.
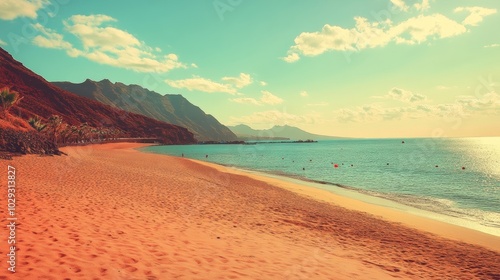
[141,137,500,235]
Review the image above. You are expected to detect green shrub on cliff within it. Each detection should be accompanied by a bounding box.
[28,116,47,132]
[0,87,23,118]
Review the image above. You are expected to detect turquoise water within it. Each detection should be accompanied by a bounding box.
[142,137,500,231]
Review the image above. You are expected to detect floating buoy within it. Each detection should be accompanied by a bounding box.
[462,166,466,170]
[302,167,305,170]
[435,165,438,168]
[350,164,353,167]
[334,164,339,168]
[387,163,389,165]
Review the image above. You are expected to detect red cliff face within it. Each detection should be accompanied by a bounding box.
[0,48,196,144]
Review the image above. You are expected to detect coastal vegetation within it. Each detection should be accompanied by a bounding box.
[0,87,123,158]
[27,115,123,146]
[0,87,22,118]
[0,88,60,158]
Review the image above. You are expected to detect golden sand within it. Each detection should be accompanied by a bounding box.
[0,143,499,279]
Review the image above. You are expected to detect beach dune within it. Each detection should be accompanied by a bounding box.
[1,143,499,279]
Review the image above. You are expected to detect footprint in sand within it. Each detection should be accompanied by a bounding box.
[123,265,138,272]
[69,265,82,273]
[124,257,139,264]
[152,251,167,257]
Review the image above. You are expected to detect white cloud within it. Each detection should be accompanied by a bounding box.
[0,39,7,46]
[454,7,497,26]
[283,9,491,61]
[64,14,141,49]
[388,15,466,44]
[414,0,430,12]
[281,52,300,63]
[166,73,254,94]
[231,97,261,105]
[231,90,284,105]
[377,87,428,103]
[0,0,48,20]
[484,44,500,48]
[333,92,500,123]
[261,90,283,105]
[456,92,500,113]
[390,0,431,12]
[260,81,267,86]
[391,0,409,12]
[221,73,253,89]
[335,104,388,123]
[32,23,79,55]
[166,77,237,94]
[334,103,433,123]
[300,91,309,97]
[30,14,189,73]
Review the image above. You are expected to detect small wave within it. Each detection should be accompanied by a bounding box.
[252,169,500,230]
[433,198,456,207]
[371,193,500,229]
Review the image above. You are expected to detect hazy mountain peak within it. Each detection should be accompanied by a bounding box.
[234,124,252,129]
[228,124,341,140]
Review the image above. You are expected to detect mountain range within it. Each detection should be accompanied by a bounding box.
[0,47,195,144]
[227,124,341,140]
[52,80,237,141]
[0,46,338,148]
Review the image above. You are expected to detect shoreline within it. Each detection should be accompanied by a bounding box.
[221,166,500,238]
[139,145,500,247]
[225,166,500,237]
[184,156,500,253]
[3,142,500,279]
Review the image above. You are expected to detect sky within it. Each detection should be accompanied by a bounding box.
[0,0,499,138]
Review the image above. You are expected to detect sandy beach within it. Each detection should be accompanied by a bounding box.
[1,143,499,280]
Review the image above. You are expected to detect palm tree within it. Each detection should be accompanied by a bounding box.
[78,123,90,143]
[0,87,23,118]
[58,123,72,144]
[60,125,79,144]
[47,115,63,144]
[69,125,79,144]
[28,116,47,132]
[90,128,98,142]
[97,127,106,142]
[113,128,123,139]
